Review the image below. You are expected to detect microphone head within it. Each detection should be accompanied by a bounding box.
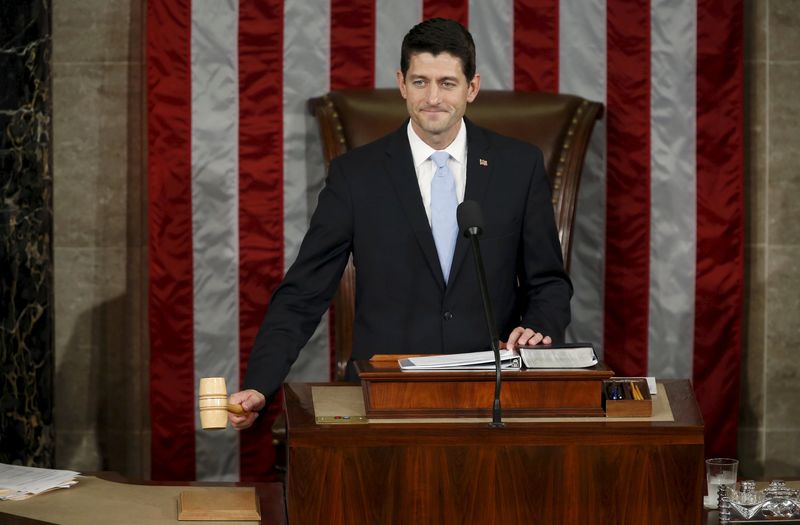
[457,200,484,237]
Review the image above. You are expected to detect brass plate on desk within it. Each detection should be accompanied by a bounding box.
[315,416,368,424]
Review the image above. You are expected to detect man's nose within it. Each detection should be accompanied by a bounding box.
[426,84,441,104]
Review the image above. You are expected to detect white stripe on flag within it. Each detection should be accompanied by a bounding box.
[375,0,421,88]
[283,0,332,383]
[470,0,513,90]
[648,0,696,378]
[191,0,240,481]
[560,0,607,356]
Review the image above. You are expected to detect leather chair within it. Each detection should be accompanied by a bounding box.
[308,89,604,381]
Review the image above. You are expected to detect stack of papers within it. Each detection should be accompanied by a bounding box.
[399,349,521,370]
[0,463,80,500]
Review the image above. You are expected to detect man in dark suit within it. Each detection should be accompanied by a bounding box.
[230,18,571,429]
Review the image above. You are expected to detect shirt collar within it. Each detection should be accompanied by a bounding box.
[407,118,467,169]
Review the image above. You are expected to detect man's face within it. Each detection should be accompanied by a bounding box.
[396,52,480,148]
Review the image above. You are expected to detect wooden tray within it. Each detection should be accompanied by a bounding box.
[603,378,652,417]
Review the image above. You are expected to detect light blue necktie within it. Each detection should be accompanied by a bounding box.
[430,151,458,282]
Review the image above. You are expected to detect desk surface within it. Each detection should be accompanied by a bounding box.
[286,379,704,446]
[0,474,286,525]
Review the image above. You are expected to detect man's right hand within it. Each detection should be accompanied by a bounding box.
[505,326,552,349]
[228,389,266,430]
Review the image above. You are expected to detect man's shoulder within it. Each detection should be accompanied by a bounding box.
[331,123,406,167]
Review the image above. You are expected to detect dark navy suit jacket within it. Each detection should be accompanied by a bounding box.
[244,118,572,397]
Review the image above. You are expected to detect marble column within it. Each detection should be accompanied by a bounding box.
[739,0,800,479]
[0,0,55,466]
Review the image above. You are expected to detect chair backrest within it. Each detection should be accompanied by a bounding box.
[309,89,603,380]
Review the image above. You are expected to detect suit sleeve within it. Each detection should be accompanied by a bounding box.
[243,159,353,398]
[517,147,573,341]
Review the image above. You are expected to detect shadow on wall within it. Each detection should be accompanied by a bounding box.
[54,294,147,477]
[52,0,149,479]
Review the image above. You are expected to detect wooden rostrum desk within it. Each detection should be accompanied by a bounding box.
[284,367,705,525]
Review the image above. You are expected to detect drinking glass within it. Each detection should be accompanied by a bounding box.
[704,458,739,509]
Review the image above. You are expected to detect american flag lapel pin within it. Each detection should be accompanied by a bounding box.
[479,158,488,166]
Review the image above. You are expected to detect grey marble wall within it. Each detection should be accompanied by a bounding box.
[0,0,54,466]
[739,0,800,479]
[51,0,148,476]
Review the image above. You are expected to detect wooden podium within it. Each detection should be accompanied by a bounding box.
[284,375,704,524]
[357,359,613,418]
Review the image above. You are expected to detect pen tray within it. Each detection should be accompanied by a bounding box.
[603,378,652,417]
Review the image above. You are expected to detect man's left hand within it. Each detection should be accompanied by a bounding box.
[505,326,551,349]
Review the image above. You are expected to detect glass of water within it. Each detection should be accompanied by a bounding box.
[704,458,739,509]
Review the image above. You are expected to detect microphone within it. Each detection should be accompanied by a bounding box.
[457,201,504,428]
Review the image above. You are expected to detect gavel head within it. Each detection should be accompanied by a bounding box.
[198,377,230,430]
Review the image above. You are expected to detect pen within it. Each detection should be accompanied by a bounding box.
[631,382,643,401]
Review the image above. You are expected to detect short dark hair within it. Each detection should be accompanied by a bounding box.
[400,18,476,81]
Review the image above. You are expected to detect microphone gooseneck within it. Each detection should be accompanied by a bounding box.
[457,200,504,428]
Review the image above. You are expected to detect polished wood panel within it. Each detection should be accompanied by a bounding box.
[357,361,614,418]
[286,380,704,525]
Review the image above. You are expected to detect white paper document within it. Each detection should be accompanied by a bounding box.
[399,349,521,370]
[0,463,80,501]
[519,345,598,369]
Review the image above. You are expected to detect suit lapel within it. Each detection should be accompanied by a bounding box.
[448,119,494,288]
[384,123,446,289]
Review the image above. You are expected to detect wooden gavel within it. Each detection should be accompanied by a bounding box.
[198,377,247,430]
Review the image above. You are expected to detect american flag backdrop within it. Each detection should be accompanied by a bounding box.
[147,0,743,481]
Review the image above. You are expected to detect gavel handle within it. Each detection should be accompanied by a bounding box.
[227,404,246,415]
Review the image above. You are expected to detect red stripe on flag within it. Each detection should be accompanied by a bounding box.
[423,0,468,27]
[147,0,195,481]
[330,0,376,90]
[513,0,559,92]
[238,0,285,482]
[694,0,744,459]
[604,0,651,377]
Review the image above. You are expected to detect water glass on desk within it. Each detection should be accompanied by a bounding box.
[704,458,738,509]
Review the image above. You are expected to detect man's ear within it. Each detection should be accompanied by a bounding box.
[466,72,481,103]
[396,70,407,99]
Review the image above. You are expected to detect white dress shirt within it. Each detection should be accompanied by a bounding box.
[406,119,467,225]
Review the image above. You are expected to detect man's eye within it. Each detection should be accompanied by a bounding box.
[413,79,426,87]
[442,81,456,89]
